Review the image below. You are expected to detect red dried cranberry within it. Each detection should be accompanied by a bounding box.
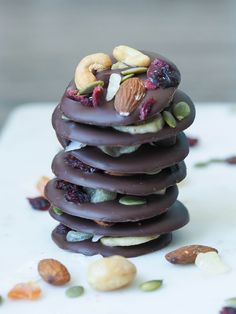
[225,156,236,164]
[66,89,93,106]
[27,196,50,211]
[92,86,104,106]
[147,58,180,89]
[56,180,90,204]
[144,79,156,90]
[55,224,70,235]
[187,136,199,147]
[139,97,156,120]
[65,154,99,173]
[220,307,236,314]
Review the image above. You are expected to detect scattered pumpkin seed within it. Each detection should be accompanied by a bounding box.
[162,111,177,128]
[79,81,104,95]
[139,280,163,292]
[173,101,190,121]
[65,286,84,298]
[121,73,135,83]
[121,67,147,76]
[52,207,63,215]
[225,297,236,308]
[66,230,93,242]
[119,196,147,205]
[111,62,128,70]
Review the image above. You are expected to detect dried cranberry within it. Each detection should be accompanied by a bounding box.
[66,89,93,106]
[139,97,156,120]
[65,154,99,173]
[144,79,156,90]
[55,224,70,235]
[27,196,50,211]
[225,156,236,164]
[56,180,90,204]
[92,86,104,106]
[147,58,180,89]
[220,307,236,314]
[187,136,199,147]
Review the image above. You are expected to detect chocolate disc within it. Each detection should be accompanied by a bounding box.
[49,200,189,236]
[52,228,172,257]
[45,181,178,222]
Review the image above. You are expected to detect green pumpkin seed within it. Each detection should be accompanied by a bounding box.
[162,111,177,128]
[121,73,134,83]
[119,196,147,205]
[66,230,93,242]
[66,286,84,298]
[139,280,163,292]
[79,81,104,95]
[52,207,63,215]
[111,62,128,70]
[121,67,147,76]
[173,101,190,121]
[225,297,236,308]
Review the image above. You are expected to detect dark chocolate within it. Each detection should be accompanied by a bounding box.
[45,181,178,222]
[49,200,189,236]
[52,228,172,257]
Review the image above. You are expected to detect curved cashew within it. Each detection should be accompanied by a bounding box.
[75,53,112,90]
[113,45,150,67]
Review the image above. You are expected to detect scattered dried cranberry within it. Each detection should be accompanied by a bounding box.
[56,180,90,203]
[92,86,104,106]
[220,307,236,314]
[27,196,50,211]
[66,89,93,106]
[65,154,99,173]
[225,156,236,164]
[147,58,180,89]
[187,136,199,147]
[139,97,156,120]
[144,79,156,90]
[55,224,70,235]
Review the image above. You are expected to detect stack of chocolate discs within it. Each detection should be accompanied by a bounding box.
[45,45,195,257]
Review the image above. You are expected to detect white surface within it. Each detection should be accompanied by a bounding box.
[0,103,236,314]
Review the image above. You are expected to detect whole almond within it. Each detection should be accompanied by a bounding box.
[38,258,70,285]
[165,245,218,264]
[114,78,146,116]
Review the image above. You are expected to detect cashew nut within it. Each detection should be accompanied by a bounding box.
[75,53,112,90]
[113,45,150,67]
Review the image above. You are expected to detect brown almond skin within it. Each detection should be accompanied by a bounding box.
[165,245,218,264]
[38,258,70,285]
[114,77,146,115]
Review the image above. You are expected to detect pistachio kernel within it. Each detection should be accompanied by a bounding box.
[79,81,104,95]
[173,101,190,121]
[52,207,63,215]
[119,196,147,205]
[121,73,135,83]
[139,280,163,292]
[162,111,177,128]
[121,67,147,76]
[65,286,84,298]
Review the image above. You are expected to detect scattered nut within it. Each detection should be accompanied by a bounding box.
[195,251,230,275]
[87,255,136,291]
[113,45,150,67]
[75,53,112,90]
[36,176,50,196]
[165,245,218,264]
[65,286,84,298]
[114,77,146,116]
[7,282,41,300]
[38,258,70,286]
[139,279,163,292]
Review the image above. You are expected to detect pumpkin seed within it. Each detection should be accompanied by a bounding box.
[139,280,163,292]
[111,62,128,70]
[162,111,177,128]
[121,73,134,83]
[65,286,84,298]
[52,207,63,215]
[119,196,146,205]
[121,67,147,76]
[173,101,190,121]
[66,230,93,242]
[79,81,104,95]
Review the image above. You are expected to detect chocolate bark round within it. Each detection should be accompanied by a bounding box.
[52,90,195,146]
[52,227,172,257]
[52,153,186,195]
[70,132,188,174]
[49,200,189,236]
[45,180,178,222]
